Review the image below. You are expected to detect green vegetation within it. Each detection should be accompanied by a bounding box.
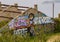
[0,20,9,28]
[0,18,60,42]
[54,18,60,33]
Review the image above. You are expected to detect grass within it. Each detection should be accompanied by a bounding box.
[0,20,9,28]
[0,19,60,42]
[0,30,59,42]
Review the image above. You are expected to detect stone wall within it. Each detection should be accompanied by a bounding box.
[0,2,38,21]
[58,13,60,18]
[0,2,27,21]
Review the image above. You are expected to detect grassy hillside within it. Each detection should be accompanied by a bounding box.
[0,20,9,28]
[0,18,60,42]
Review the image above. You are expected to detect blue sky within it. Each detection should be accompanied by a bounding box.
[0,0,60,18]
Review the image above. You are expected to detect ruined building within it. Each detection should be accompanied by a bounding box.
[0,2,28,21]
[0,2,47,21]
[0,2,54,32]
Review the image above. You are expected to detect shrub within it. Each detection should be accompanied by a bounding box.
[0,20,9,28]
[54,18,60,33]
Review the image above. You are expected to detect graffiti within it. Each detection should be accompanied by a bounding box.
[34,17,53,24]
[17,19,27,26]
[8,15,53,29]
[8,14,54,35]
[14,28,27,35]
[8,19,15,29]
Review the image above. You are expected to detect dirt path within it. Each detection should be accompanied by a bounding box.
[46,34,60,42]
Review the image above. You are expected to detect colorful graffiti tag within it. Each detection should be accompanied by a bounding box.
[8,15,54,29]
[8,15,54,35]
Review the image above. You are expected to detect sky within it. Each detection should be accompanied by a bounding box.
[0,0,60,18]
